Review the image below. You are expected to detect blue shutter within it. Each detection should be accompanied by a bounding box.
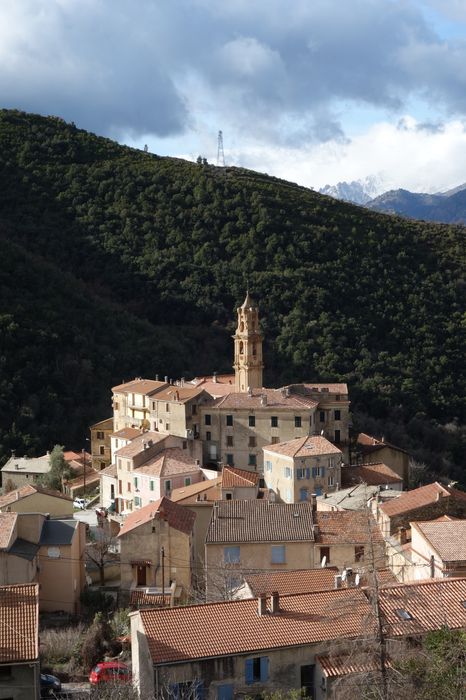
[195,681,205,700]
[260,656,269,681]
[218,684,234,700]
[312,467,317,478]
[245,659,254,684]
[169,684,179,700]
[315,486,322,496]
[306,467,310,479]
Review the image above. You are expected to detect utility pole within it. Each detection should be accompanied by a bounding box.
[82,448,87,501]
[161,546,165,605]
[217,130,225,167]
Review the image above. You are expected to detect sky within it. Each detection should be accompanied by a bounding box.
[3,0,466,195]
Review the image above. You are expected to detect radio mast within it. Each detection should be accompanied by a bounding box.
[217,130,225,167]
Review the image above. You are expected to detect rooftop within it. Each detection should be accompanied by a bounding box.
[112,378,168,395]
[380,482,466,518]
[40,519,79,546]
[357,432,409,456]
[0,583,39,663]
[316,484,383,511]
[115,432,168,459]
[118,497,196,537]
[135,448,202,478]
[100,463,118,478]
[111,427,143,440]
[213,387,318,410]
[139,587,373,664]
[151,386,206,404]
[1,453,50,474]
[411,520,466,562]
[170,478,222,504]
[263,435,342,459]
[342,463,403,488]
[206,500,315,544]
[297,383,349,395]
[221,466,260,488]
[0,512,17,549]
[0,484,72,510]
[244,567,339,596]
[314,511,384,545]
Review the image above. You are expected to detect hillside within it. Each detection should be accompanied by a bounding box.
[0,109,465,481]
[367,186,466,223]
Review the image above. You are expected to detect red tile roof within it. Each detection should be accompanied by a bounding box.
[115,432,168,458]
[130,590,171,608]
[244,568,339,596]
[411,520,466,562]
[111,427,143,440]
[212,387,318,410]
[151,386,207,404]
[317,654,393,677]
[135,448,202,478]
[112,379,168,395]
[118,497,196,537]
[140,588,373,664]
[0,484,72,509]
[206,500,315,544]
[100,463,118,478]
[170,478,222,504]
[300,383,349,395]
[0,583,39,662]
[380,482,466,518]
[357,433,409,456]
[342,463,403,487]
[314,511,384,545]
[0,512,17,549]
[221,466,259,488]
[263,435,342,458]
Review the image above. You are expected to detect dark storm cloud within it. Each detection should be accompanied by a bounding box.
[2,0,466,142]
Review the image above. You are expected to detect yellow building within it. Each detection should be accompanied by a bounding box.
[90,417,114,470]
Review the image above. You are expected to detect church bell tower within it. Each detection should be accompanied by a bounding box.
[233,292,264,392]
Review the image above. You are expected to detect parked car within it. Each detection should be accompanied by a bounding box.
[40,672,61,697]
[73,497,89,509]
[89,661,132,686]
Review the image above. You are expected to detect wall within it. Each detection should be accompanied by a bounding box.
[90,417,113,471]
[379,497,466,537]
[264,451,341,503]
[0,662,40,700]
[0,552,36,585]
[361,446,409,486]
[0,493,73,517]
[39,522,86,613]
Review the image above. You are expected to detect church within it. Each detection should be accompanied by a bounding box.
[111,292,350,473]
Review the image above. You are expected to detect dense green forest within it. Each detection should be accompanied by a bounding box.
[0,109,465,483]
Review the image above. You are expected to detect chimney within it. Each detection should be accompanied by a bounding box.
[257,594,267,616]
[399,527,408,545]
[213,372,218,383]
[270,591,280,614]
[175,390,179,401]
[261,394,267,406]
[195,459,200,466]
[310,493,317,513]
[164,376,168,383]
[213,503,219,520]
[248,387,253,397]
[181,377,185,387]
[334,574,342,589]
[156,374,159,381]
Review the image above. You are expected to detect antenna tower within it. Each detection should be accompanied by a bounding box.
[217,130,225,167]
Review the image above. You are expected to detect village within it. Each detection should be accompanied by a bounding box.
[1,293,466,699]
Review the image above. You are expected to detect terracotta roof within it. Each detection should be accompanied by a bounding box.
[118,497,196,537]
[317,654,393,678]
[314,511,384,545]
[130,590,171,608]
[65,469,101,489]
[135,448,202,478]
[0,484,72,509]
[193,381,234,397]
[357,432,409,456]
[1,454,50,474]
[139,588,373,664]
[112,379,168,395]
[244,568,339,596]
[379,577,466,636]
[0,583,39,662]
[380,482,466,518]
[100,463,118,478]
[411,520,466,562]
[300,383,349,395]
[342,463,403,488]
[111,427,143,440]
[151,386,207,404]
[191,374,235,386]
[212,387,318,410]
[263,435,342,459]
[170,478,222,504]
[0,512,17,549]
[206,500,315,544]
[115,432,168,458]
[90,417,113,429]
[221,466,260,488]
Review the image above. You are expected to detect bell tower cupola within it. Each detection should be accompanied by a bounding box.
[233,292,264,392]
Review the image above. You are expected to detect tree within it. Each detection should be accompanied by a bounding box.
[86,520,117,586]
[39,444,72,491]
[3,478,16,493]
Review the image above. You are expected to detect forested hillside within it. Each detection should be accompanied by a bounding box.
[0,110,465,483]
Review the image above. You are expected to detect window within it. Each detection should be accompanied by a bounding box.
[184,477,191,487]
[217,684,234,700]
[171,682,204,700]
[166,403,170,412]
[224,546,240,564]
[248,454,257,467]
[226,415,233,426]
[315,486,323,496]
[152,401,156,410]
[192,404,197,415]
[297,467,310,480]
[114,402,119,410]
[328,475,334,487]
[320,546,330,564]
[205,414,211,425]
[118,480,122,495]
[295,416,302,428]
[271,545,286,564]
[319,411,325,422]
[271,436,280,444]
[248,436,256,447]
[245,656,269,684]
[206,431,212,441]
[394,608,413,621]
[299,487,308,502]
[265,460,272,472]
[97,431,104,440]
[271,416,278,427]
[249,415,256,427]
[133,477,138,489]
[335,429,341,442]
[355,546,365,562]
[164,479,172,494]
[127,481,131,493]
[284,466,292,479]
[226,435,234,447]
[182,440,187,449]
[150,480,154,491]
[226,454,234,466]
[134,496,141,507]
[334,409,341,421]
[99,445,105,455]
[285,488,292,502]
[0,666,12,681]
[100,461,106,469]
[225,492,233,500]
[165,423,170,431]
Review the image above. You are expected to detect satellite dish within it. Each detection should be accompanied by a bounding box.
[341,569,347,582]
[321,556,327,568]
[355,573,360,587]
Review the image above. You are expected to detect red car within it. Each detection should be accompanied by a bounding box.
[89,661,132,686]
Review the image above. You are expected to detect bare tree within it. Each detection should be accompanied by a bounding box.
[86,520,117,586]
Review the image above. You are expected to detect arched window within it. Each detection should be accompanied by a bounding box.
[239,341,244,354]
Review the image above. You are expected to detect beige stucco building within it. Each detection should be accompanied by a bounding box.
[0,484,73,517]
[263,435,342,502]
[90,417,114,471]
[1,453,51,490]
